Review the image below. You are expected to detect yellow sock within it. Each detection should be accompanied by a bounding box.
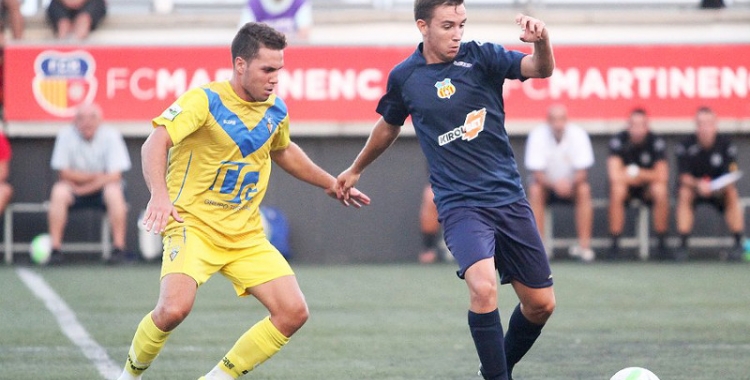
[217,316,290,378]
[124,312,171,376]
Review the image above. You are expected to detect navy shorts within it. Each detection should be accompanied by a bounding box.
[440,199,553,288]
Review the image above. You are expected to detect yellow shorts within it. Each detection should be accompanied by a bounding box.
[160,228,294,296]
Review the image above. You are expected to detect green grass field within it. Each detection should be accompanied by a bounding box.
[2,261,749,379]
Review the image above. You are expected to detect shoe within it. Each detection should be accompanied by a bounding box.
[651,246,671,261]
[569,245,595,262]
[48,249,64,266]
[724,246,745,262]
[672,247,689,262]
[601,246,619,261]
[477,364,512,380]
[106,248,135,265]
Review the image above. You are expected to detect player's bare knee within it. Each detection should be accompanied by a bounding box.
[468,280,497,310]
[153,304,191,331]
[289,299,309,327]
[524,299,555,324]
[274,301,309,336]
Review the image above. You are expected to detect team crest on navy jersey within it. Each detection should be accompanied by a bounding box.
[32,50,97,118]
[434,78,456,99]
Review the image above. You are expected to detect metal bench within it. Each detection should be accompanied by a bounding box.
[3,202,112,264]
[543,197,750,260]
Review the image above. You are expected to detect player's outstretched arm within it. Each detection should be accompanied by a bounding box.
[141,126,183,233]
[336,117,401,201]
[516,13,555,79]
[271,142,371,208]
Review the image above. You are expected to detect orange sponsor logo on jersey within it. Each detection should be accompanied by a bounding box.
[437,108,487,146]
[461,108,486,142]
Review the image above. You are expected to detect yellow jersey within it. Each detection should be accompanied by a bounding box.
[152,81,290,248]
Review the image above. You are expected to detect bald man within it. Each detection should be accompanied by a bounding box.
[525,104,595,261]
[48,103,131,264]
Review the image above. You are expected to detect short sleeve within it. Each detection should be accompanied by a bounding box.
[270,115,291,151]
[153,87,209,146]
[376,68,411,127]
[105,128,132,173]
[651,136,667,161]
[674,140,690,174]
[608,133,624,157]
[570,126,595,170]
[479,42,527,81]
[523,126,547,171]
[50,127,73,170]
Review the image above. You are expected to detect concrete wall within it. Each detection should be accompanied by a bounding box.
[7,132,749,263]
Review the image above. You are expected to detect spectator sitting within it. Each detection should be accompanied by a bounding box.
[524,104,595,262]
[47,103,131,264]
[46,0,107,41]
[674,106,745,261]
[1,0,23,44]
[0,0,24,111]
[238,0,312,42]
[606,108,671,261]
[0,128,13,216]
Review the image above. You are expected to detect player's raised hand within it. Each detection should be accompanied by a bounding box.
[515,13,547,43]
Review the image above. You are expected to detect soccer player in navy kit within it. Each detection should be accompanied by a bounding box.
[336,1,555,379]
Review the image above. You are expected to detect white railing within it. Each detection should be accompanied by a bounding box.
[20,0,750,17]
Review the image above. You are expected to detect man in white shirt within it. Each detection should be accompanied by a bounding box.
[525,104,595,261]
[48,103,131,264]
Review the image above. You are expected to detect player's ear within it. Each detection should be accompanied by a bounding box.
[234,56,246,74]
[416,19,428,36]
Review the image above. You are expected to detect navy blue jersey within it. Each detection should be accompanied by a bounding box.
[608,130,666,169]
[675,134,738,179]
[377,41,527,214]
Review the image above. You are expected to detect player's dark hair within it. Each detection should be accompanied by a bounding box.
[414,0,464,22]
[231,22,287,63]
[630,107,648,118]
[696,105,714,116]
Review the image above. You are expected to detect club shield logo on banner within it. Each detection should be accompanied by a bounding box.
[32,50,97,118]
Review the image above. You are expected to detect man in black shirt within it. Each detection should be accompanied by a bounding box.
[675,106,745,261]
[607,108,671,260]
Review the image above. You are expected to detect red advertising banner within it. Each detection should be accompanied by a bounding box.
[4,44,749,124]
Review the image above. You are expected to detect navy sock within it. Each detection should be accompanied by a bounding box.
[504,304,544,376]
[468,309,507,380]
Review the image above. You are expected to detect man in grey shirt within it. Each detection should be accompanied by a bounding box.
[48,103,131,263]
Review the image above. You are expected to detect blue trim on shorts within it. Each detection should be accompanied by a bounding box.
[441,199,553,288]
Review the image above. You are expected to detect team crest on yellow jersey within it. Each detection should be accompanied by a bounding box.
[265,116,274,133]
[434,78,456,99]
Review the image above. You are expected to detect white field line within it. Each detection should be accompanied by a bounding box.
[16,267,121,380]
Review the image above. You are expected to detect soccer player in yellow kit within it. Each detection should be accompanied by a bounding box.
[117,23,370,380]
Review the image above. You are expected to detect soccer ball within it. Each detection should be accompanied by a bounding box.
[610,367,660,380]
[29,233,52,265]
